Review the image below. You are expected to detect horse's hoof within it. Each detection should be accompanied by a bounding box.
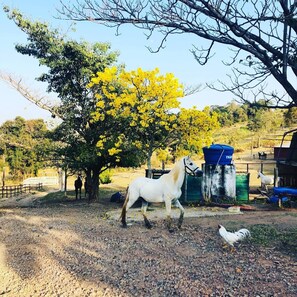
[168,228,174,233]
[121,223,128,228]
[145,223,152,229]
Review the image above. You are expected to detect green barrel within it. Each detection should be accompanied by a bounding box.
[180,174,203,203]
[236,173,250,202]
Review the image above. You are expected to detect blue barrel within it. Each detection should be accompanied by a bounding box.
[273,187,297,196]
[203,144,234,165]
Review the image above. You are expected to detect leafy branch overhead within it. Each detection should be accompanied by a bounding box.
[58,0,297,108]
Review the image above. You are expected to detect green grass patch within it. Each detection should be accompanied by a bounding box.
[250,224,297,253]
[250,224,279,246]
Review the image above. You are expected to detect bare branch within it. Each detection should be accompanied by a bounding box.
[183,83,205,96]
[190,41,215,65]
[0,71,62,119]
[57,0,297,108]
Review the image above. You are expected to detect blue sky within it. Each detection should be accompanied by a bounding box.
[1,0,238,125]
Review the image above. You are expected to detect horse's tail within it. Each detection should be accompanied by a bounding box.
[120,186,129,222]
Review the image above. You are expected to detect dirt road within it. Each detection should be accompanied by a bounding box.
[0,194,296,296]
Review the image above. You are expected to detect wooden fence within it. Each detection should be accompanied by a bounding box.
[234,160,276,174]
[0,183,43,199]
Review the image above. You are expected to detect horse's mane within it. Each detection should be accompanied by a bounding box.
[164,158,183,183]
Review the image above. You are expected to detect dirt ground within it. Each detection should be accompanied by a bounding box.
[0,187,297,297]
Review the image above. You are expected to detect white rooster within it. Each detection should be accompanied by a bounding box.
[218,225,251,249]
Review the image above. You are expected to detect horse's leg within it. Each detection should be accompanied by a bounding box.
[141,200,152,229]
[120,189,137,228]
[75,188,78,200]
[121,196,128,228]
[165,199,174,232]
[174,199,185,229]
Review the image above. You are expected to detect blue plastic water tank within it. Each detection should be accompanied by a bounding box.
[202,144,234,165]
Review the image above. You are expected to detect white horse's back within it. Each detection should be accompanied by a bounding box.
[129,176,169,203]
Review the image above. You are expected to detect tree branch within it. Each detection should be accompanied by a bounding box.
[0,71,62,119]
[58,0,297,108]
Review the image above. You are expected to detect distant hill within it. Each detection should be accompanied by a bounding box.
[212,123,295,153]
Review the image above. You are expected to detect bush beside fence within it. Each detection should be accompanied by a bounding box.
[0,183,43,199]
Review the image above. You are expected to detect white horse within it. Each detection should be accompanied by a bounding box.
[120,156,202,232]
[257,171,273,191]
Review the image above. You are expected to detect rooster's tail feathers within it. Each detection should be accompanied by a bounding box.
[235,228,251,239]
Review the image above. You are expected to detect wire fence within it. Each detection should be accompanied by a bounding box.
[0,183,43,199]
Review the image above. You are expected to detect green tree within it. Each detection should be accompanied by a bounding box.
[211,102,248,127]
[284,107,297,127]
[0,117,51,178]
[227,102,248,124]
[174,107,219,157]
[247,103,284,133]
[4,8,144,200]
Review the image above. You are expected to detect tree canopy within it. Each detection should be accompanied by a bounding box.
[176,107,219,156]
[210,100,296,134]
[88,67,183,169]
[59,0,297,108]
[3,7,145,199]
[88,67,219,170]
[0,117,52,178]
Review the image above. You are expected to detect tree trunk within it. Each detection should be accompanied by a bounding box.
[85,169,91,201]
[92,168,100,200]
[85,167,100,201]
[146,147,153,178]
[64,168,67,197]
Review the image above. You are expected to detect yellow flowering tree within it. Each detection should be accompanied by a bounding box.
[89,67,184,173]
[174,106,219,157]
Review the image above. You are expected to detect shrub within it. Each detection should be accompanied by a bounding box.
[99,170,112,184]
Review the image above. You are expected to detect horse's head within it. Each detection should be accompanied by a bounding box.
[183,156,203,177]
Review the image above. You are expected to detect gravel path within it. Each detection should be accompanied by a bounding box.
[0,200,297,297]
